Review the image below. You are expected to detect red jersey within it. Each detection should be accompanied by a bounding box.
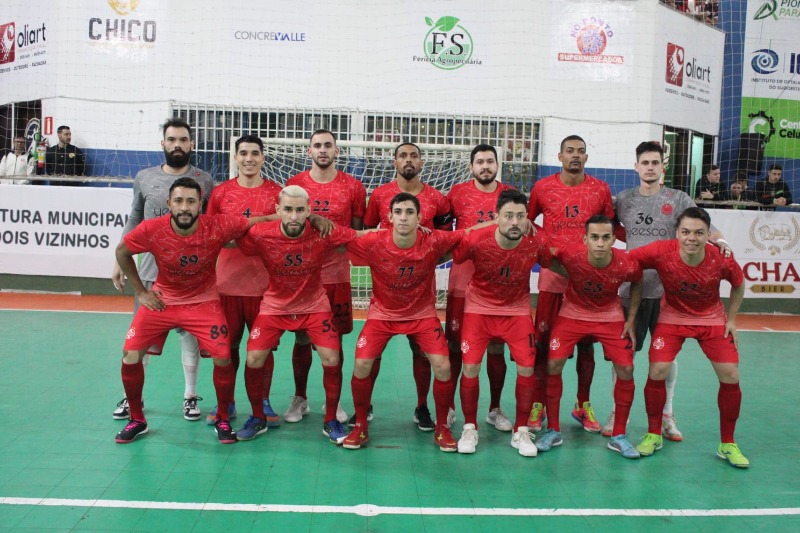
[237,220,358,315]
[452,225,551,316]
[446,180,516,296]
[363,181,450,230]
[207,178,282,296]
[124,214,250,305]
[527,173,614,293]
[557,247,642,322]
[347,229,464,320]
[628,240,744,326]
[286,170,367,284]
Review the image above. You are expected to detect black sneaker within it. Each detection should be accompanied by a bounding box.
[183,396,203,421]
[215,419,237,444]
[347,405,374,428]
[414,405,435,432]
[115,419,148,443]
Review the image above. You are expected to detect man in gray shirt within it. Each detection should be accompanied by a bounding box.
[110,117,215,422]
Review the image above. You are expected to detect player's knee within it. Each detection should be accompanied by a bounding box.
[462,364,480,378]
[517,365,534,377]
[615,365,634,380]
[212,357,231,367]
[649,363,671,380]
[246,350,268,368]
[547,358,566,374]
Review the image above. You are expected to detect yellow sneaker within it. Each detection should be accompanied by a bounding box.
[717,442,750,468]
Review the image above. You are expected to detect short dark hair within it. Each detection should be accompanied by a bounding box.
[57,125,70,133]
[389,192,420,214]
[707,164,720,174]
[496,189,527,212]
[394,142,421,159]
[768,163,783,172]
[310,129,337,144]
[470,144,497,164]
[169,177,202,198]
[235,134,264,152]
[585,214,613,232]
[635,141,664,161]
[162,117,193,139]
[559,135,586,152]
[676,206,711,230]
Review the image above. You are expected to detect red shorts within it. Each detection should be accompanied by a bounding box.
[355,317,446,360]
[461,313,535,367]
[534,291,563,344]
[220,294,263,349]
[247,312,340,352]
[549,317,633,367]
[325,282,353,335]
[445,295,466,343]
[123,300,231,359]
[648,323,739,364]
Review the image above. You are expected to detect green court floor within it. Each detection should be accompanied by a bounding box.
[0,310,798,532]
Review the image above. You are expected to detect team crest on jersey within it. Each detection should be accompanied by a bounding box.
[250,327,261,340]
[461,340,470,353]
[550,337,560,351]
[652,336,665,350]
[357,335,367,348]
[661,203,674,215]
[126,327,136,340]
[538,321,550,333]
[450,318,460,331]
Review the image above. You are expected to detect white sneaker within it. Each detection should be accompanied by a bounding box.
[322,403,349,424]
[511,426,538,457]
[486,407,513,432]
[457,423,479,454]
[284,396,310,423]
[446,407,456,428]
[662,414,684,442]
[601,411,615,437]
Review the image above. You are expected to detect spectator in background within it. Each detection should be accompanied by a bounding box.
[0,135,33,184]
[755,164,793,207]
[696,165,723,202]
[720,179,756,209]
[45,125,86,184]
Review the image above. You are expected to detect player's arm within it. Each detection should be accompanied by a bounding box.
[622,280,643,347]
[724,283,745,350]
[112,178,147,290]
[115,241,165,311]
[309,213,334,237]
[707,229,732,257]
[545,247,568,277]
[351,216,364,230]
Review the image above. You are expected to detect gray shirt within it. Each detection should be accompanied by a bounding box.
[121,165,214,281]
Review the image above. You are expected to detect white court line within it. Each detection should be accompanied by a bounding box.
[0,308,130,315]
[1,498,799,517]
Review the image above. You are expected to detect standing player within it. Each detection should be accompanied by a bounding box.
[111,118,214,422]
[629,207,748,468]
[114,177,267,444]
[446,144,517,432]
[527,135,615,433]
[534,215,643,459]
[363,142,452,431]
[453,189,549,457]
[286,129,367,425]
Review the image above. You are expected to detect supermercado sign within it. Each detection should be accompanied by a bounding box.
[0,185,131,278]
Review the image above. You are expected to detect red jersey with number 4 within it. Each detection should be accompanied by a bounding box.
[124,214,250,305]
[363,181,450,230]
[347,230,464,320]
[287,170,367,284]
[237,221,358,315]
[628,240,744,326]
[528,173,614,293]
[207,178,282,296]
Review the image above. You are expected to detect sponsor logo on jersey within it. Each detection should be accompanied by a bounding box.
[460,340,470,353]
[356,335,367,348]
[250,327,261,340]
[652,336,665,350]
[449,318,460,332]
[661,203,674,216]
[538,320,550,334]
[549,337,560,351]
[126,327,136,339]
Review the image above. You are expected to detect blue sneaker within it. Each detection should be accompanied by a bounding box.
[323,420,348,444]
[236,416,268,441]
[608,434,641,459]
[263,400,281,428]
[535,429,563,452]
[206,402,237,425]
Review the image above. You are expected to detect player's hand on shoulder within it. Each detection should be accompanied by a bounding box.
[418,226,432,234]
[309,214,334,237]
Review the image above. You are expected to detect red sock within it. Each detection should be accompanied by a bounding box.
[412,354,432,408]
[487,352,507,410]
[459,374,479,426]
[121,360,145,421]
[351,374,372,426]
[644,377,666,434]
[612,378,635,436]
[718,382,741,443]
[449,347,462,409]
[532,348,548,405]
[245,365,265,419]
[262,351,274,399]
[514,373,535,431]
[370,357,382,387]
[432,377,455,428]
[322,364,342,422]
[337,347,345,373]
[575,342,595,405]
[213,363,235,422]
[292,343,313,399]
[545,373,563,432]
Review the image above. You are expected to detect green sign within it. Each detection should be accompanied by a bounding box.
[741,97,800,158]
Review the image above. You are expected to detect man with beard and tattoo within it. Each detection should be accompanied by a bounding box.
[363,142,452,432]
[111,118,215,423]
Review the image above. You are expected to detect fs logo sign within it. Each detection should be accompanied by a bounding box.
[422,16,475,70]
[1,22,14,64]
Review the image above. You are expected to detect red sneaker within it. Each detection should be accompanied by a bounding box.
[343,423,369,449]
[434,425,457,452]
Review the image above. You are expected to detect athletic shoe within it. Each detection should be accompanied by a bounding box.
[528,402,546,432]
[601,411,615,437]
[446,407,457,428]
[113,398,130,420]
[284,396,310,423]
[571,401,601,433]
[236,416,268,441]
[214,419,237,444]
[457,423,479,454]
[608,435,641,459]
[183,396,202,421]
[343,423,369,449]
[511,426,538,457]
[434,425,457,452]
[414,405,435,432]
[323,420,348,444]
[347,405,374,428]
[322,403,349,424]
[662,414,684,442]
[205,402,237,425]
[262,400,281,428]
[636,432,663,456]
[486,408,513,432]
[717,442,750,469]
[115,419,148,443]
[535,429,563,452]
